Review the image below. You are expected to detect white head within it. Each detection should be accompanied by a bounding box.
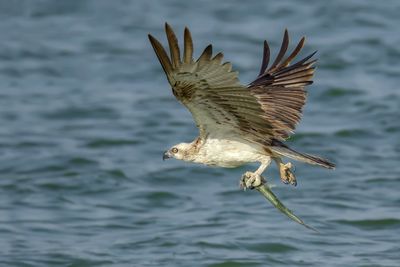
[163,142,193,161]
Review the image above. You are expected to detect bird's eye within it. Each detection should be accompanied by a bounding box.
[171,147,178,153]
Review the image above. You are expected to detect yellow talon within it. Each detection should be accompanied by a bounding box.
[279,162,297,186]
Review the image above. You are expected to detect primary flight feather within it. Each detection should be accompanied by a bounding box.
[148,23,334,190]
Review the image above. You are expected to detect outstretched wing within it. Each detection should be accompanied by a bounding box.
[248,30,317,139]
[148,24,316,144]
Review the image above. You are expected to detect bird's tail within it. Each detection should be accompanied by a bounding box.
[270,140,335,169]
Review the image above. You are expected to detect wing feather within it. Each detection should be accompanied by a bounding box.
[258,40,270,76]
[212,52,224,63]
[198,45,213,62]
[183,27,193,64]
[269,29,289,71]
[165,23,181,68]
[148,34,173,78]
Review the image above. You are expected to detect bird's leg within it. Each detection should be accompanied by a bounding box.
[274,157,297,186]
[239,158,271,190]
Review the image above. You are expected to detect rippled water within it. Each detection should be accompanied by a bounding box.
[0,0,399,266]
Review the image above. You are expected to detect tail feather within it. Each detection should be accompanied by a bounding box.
[271,140,335,169]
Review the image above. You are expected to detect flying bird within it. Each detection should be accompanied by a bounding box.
[148,23,334,190]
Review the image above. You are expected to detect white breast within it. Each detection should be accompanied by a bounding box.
[193,137,267,168]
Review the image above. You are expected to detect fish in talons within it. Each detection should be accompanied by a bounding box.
[241,173,319,232]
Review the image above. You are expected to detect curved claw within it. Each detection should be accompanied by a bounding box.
[280,162,297,186]
[239,171,265,190]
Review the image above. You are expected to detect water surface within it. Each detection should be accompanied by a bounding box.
[0,0,399,266]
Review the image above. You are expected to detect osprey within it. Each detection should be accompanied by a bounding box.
[149,23,334,190]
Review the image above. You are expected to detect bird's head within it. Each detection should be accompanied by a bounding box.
[163,142,192,161]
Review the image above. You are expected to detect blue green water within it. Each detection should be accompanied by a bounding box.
[0,0,399,266]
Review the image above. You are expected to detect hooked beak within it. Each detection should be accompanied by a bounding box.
[163,150,172,161]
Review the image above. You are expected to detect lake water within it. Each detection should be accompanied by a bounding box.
[0,0,399,266]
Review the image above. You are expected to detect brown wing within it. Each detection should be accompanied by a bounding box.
[248,29,317,140]
[148,24,315,145]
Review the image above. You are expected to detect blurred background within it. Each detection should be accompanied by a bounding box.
[0,0,399,266]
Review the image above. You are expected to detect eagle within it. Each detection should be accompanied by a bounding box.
[148,23,334,190]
